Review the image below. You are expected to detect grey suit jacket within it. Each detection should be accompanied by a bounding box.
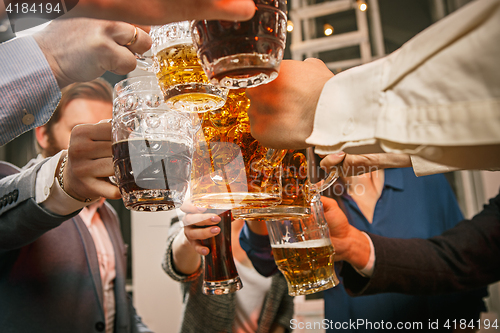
[0,159,149,333]
[162,221,295,333]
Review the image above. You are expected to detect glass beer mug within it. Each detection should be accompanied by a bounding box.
[137,21,228,112]
[189,89,286,209]
[191,0,288,89]
[112,76,200,211]
[232,147,338,218]
[265,196,340,296]
[201,209,242,295]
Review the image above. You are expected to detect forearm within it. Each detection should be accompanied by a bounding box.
[345,192,500,296]
[0,36,61,145]
[0,160,79,251]
[309,0,500,158]
[0,199,78,252]
[171,231,201,276]
[331,226,371,271]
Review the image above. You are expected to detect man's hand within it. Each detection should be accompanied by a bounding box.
[246,58,334,149]
[71,0,256,26]
[320,152,412,177]
[322,196,370,270]
[63,122,120,201]
[33,18,151,88]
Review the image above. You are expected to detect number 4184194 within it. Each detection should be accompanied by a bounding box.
[5,2,61,14]
[444,319,498,330]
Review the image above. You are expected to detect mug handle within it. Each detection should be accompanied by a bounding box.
[264,148,287,168]
[135,53,154,72]
[306,147,339,198]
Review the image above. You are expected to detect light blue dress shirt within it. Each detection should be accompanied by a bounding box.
[0,35,61,145]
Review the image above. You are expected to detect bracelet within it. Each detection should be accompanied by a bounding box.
[58,154,92,203]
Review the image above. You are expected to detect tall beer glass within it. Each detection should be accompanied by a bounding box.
[189,89,286,209]
[201,209,242,295]
[233,148,338,219]
[191,0,287,89]
[265,197,339,296]
[112,76,200,211]
[138,21,228,112]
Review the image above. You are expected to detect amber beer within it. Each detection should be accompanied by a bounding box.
[271,239,339,296]
[112,138,192,211]
[201,209,242,295]
[231,149,319,219]
[189,90,285,209]
[154,43,226,112]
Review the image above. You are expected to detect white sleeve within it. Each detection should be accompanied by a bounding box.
[35,151,93,215]
[308,0,500,161]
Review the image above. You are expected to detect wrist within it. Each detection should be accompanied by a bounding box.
[333,226,370,270]
[57,153,92,203]
[172,231,201,275]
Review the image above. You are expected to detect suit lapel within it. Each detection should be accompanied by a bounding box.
[72,216,105,311]
[99,203,130,332]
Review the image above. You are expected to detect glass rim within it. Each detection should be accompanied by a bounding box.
[113,75,161,98]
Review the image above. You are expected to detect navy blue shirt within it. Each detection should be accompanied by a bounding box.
[240,168,487,332]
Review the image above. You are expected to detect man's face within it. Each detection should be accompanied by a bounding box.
[42,98,113,157]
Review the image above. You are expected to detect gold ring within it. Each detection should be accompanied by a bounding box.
[125,26,138,46]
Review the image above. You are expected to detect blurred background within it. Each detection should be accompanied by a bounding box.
[1,0,499,332]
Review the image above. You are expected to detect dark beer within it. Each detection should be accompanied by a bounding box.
[112,139,192,211]
[201,209,242,295]
[192,0,287,88]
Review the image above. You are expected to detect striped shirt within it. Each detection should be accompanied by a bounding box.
[0,36,61,145]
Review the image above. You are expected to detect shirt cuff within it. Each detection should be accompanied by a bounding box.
[410,155,461,177]
[35,151,63,203]
[306,56,388,152]
[354,232,375,277]
[36,150,95,215]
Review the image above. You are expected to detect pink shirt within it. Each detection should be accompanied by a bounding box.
[80,199,116,333]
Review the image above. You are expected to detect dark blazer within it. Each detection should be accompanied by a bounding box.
[0,160,149,333]
[342,188,500,297]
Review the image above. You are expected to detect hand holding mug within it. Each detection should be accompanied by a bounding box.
[64,121,120,201]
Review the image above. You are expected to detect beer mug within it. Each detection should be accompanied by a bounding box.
[265,196,340,296]
[191,0,287,89]
[137,21,228,112]
[201,209,242,295]
[112,76,200,211]
[189,89,286,209]
[233,148,338,218]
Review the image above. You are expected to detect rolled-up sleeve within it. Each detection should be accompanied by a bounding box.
[308,0,500,162]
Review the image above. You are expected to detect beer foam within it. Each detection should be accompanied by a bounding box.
[271,238,331,249]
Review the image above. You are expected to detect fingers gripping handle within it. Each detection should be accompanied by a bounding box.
[135,53,154,72]
[306,147,339,198]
